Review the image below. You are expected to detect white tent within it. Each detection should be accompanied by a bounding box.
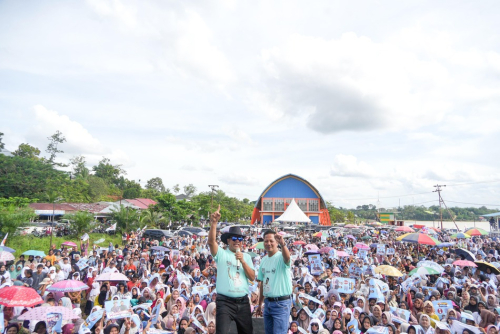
[275,199,312,223]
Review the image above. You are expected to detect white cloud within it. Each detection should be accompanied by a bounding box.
[219,173,258,186]
[330,154,376,178]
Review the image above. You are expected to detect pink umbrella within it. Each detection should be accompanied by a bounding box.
[395,226,415,233]
[344,224,357,228]
[95,272,130,282]
[337,251,350,257]
[355,243,370,250]
[0,286,43,307]
[453,260,477,267]
[0,251,15,262]
[18,306,79,320]
[47,280,89,292]
[62,241,77,247]
[319,247,333,254]
[305,244,319,251]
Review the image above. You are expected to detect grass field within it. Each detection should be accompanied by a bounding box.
[5,233,123,257]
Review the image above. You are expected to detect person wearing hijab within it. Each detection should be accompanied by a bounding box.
[381,311,393,326]
[103,324,120,334]
[465,295,480,314]
[371,305,383,325]
[204,302,216,326]
[297,308,311,331]
[488,295,500,311]
[423,301,440,325]
[289,321,299,334]
[419,314,432,333]
[361,315,374,334]
[308,318,324,334]
[480,309,498,329]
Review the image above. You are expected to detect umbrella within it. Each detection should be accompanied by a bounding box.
[95,272,130,282]
[0,251,15,262]
[304,250,321,256]
[0,246,15,253]
[395,226,415,233]
[47,280,89,292]
[197,231,208,236]
[0,286,43,307]
[374,265,403,277]
[250,242,265,250]
[400,233,441,246]
[22,250,46,257]
[475,261,500,274]
[313,232,322,237]
[417,260,444,273]
[246,252,258,258]
[453,260,477,267]
[344,224,357,228]
[305,244,319,251]
[355,243,370,250]
[94,238,105,244]
[490,262,500,269]
[62,241,77,247]
[455,249,476,261]
[345,235,356,240]
[361,236,372,240]
[151,246,170,252]
[409,267,440,276]
[436,242,456,248]
[319,247,333,254]
[337,251,350,257]
[18,306,79,320]
[293,241,306,246]
[465,228,489,236]
[396,233,412,241]
[450,233,471,239]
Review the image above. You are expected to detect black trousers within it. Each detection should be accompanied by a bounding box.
[216,294,253,334]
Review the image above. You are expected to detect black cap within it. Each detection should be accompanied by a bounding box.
[221,226,245,244]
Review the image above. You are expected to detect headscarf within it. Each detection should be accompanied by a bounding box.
[60,297,72,310]
[204,302,216,325]
[488,295,499,311]
[297,308,311,330]
[361,315,374,333]
[419,314,431,332]
[383,311,393,325]
[103,324,120,334]
[480,309,497,328]
[308,318,324,334]
[176,297,186,315]
[465,295,479,313]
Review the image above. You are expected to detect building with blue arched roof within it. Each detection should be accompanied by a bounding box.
[251,174,331,225]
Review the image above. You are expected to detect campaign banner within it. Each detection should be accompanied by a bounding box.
[389,307,410,322]
[46,313,63,334]
[192,285,210,297]
[433,300,453,320]
[94,238,105,244]
[371,278,389,294]
[386,248,395,255]
[76,258,88,270]
[368,279,384,300]
[366,326,389,334]
[302,306,314,318]
[299,293,324,305]
[358,249,368,259]
[0,313,4,333]
[151,303,161,325]
[337,278,356,294]
[308,254,323,275]
[297,327,308,334]
[376,244,386,255]
[131,314,143,332]
[450,322,481,334]
[329,249,337,259]
[321,235,327,242]
[312,308,326,322]
[105,298,132,319]
[191,317,207,333]
[347,318,361,334]
[81,309,104,332]
[81,233,89,241]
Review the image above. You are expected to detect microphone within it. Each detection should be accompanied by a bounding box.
[236,248,241,270]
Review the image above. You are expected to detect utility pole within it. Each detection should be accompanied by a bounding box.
[433,184,459,231]
[208,185,219,216]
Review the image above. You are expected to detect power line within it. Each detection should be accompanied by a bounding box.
[446,180,500,187]
[446,200,500,207]
[329,191,432,201]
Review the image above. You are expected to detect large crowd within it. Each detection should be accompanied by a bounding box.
[1,217,500,334]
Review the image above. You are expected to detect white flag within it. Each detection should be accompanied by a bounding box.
[105,223,117,232]
[1,233,8,246]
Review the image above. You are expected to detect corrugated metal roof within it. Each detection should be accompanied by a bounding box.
[29,203,77,211]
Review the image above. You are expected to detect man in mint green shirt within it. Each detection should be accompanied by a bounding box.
[208,205,255,334]
[257,230,292,334]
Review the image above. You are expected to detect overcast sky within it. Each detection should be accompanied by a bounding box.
[1,0,500,209]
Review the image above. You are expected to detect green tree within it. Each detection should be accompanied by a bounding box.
[183,184,197,198]
[141,208,167,228]
[145,177,166,193]
[140,188,160,199]
[88,176,109,201]
[111,205,140,232]
[12,143,41,160]
[46,130,67,167]
[0,132,4,150]
[120,179,142,199]
[346,211,355,223]
[0,205,35,235]
[63,211,94,236]
[70,155,89,179]
[172,184,180,194]
[92,157,125,185]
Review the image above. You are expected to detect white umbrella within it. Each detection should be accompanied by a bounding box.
[417,260,444,273]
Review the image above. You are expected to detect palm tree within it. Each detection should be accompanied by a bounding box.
[141,208,167,228]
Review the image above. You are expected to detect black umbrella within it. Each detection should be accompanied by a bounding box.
[455,249,476,262]
[475,261,500,275]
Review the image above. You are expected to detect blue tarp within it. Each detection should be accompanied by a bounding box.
[483,212,500,217]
